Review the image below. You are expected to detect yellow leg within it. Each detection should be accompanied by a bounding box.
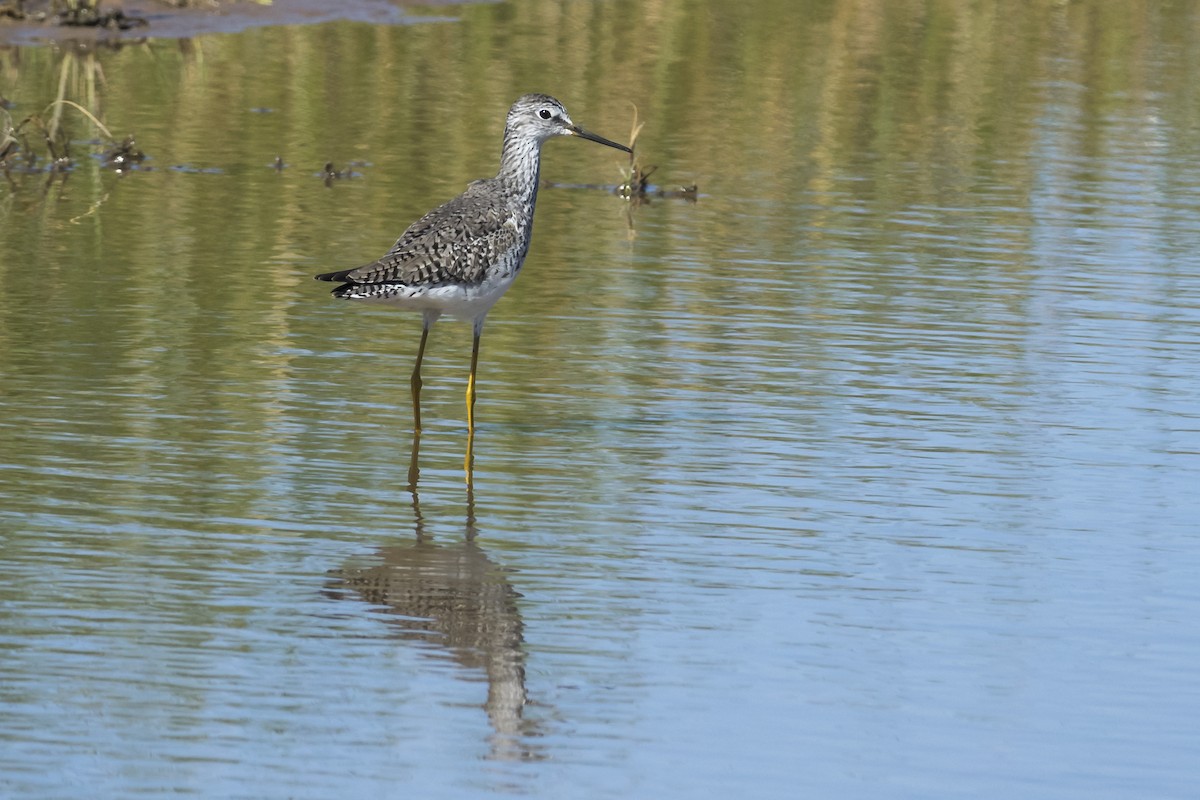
[463,330,480,482]
[466,330,480,432]
[410,323,431,432]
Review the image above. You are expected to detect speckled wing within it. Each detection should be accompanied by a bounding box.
[314,181,521,296]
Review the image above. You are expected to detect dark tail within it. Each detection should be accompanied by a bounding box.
[314,267,357,282]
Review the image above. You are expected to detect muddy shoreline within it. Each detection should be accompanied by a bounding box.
[0,0,464,46]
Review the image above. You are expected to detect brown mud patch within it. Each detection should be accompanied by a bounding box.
[0,0,468,46]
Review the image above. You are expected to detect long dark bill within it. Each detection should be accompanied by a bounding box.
[570,125,633,153]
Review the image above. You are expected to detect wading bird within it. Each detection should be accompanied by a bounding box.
[315,93,631,433]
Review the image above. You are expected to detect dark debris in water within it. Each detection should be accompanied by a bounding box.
[1,109,149,179]
[2,112,72,174]
[611,103,698,206]
[542,177,699,204]
[102,134,144,171]
[2,91,696,239]
[617,168,699,204]
[319,161,368,186]
[58,6,147,31]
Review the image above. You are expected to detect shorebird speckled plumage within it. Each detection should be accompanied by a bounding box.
[315,93,631,433]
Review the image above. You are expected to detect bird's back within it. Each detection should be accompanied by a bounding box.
[315,178,531,297]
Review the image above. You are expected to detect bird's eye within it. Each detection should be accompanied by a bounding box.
[538,108,553,120]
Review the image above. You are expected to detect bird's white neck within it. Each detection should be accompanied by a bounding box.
[496,133,544,200]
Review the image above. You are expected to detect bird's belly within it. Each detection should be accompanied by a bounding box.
[356,274,519,322]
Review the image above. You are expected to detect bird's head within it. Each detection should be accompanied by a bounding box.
[507,93,632,153]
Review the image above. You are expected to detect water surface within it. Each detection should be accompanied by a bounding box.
[2,1,1199,798]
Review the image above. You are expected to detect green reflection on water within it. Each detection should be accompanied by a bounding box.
[2,1,1200,797]
[1,0,1197,520]
[0,6,1193,439]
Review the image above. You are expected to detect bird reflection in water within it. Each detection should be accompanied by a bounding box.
[324,432,543,761]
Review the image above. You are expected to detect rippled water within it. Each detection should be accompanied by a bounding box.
[2,2,1199,798]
